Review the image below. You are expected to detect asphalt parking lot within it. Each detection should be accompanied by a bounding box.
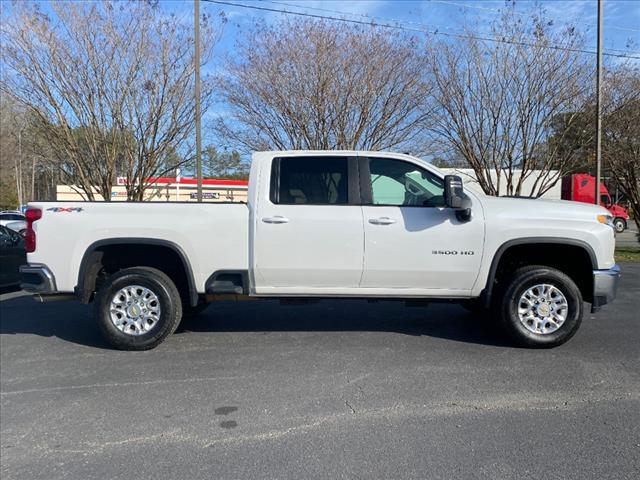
[616,223,639,248]
[1,264,639,480]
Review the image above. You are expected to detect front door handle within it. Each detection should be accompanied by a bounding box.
[262,215,290,224]
[369,217,396,225]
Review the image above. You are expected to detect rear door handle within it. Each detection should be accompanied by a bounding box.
[262,216,290,224]
[369,217,396,225]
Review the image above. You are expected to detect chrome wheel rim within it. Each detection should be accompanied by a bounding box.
[517,283,568,335]
[109,285,161,336]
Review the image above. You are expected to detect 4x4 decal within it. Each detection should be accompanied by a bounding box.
[46,207,84,213]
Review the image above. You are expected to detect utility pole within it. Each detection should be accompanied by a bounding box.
[594,0,603,205]
[194,0,203,202]
[176,168,181,201]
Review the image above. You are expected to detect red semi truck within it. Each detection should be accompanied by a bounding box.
[562,174,629,233]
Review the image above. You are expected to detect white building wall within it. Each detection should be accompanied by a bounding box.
[56,184,248,202]
[440,168,562,199]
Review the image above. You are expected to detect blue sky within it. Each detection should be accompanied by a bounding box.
[4,1,639,159]
[5,1,639,89]
[187,0,640,66]
[157,0,639,146]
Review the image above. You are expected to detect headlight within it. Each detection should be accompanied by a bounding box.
[597,214,615,229]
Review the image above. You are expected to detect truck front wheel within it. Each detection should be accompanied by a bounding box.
[94,267,182,350]
[499,266,583,348]
[613,218,626,233]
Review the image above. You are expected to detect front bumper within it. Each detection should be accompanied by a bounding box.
[20,263,57,293]
[591,264,620,312]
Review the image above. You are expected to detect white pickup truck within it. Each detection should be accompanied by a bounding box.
[20,151,620,350]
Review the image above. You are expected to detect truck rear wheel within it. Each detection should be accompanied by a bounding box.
[613,218,626,233]
[498,265,583,348]
[94,267,182,350]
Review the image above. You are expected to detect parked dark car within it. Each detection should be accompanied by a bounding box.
[0,210,26,227]
[0,225,26,290]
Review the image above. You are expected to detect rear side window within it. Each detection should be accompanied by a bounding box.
[272,157,349,205]
[0,214,25,221]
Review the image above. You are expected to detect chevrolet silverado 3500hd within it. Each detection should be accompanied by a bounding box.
[20,151,620,350]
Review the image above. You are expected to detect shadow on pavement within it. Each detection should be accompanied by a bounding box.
[178,299,510,347]
[0,296,510,349]
[0,297,111,349]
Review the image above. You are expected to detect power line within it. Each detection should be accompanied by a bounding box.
[429,0,640,33]
[204,0,640,60]
[264,0,638,55]
[265,0,465,35]
[431,0,532,16]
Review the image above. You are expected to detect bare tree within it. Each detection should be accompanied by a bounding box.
[0,96,49,208]
[426,9,591,197]
[1,0,221,201]
[214,19,432,153]
[0,97,20,209]
[602,66,640,234]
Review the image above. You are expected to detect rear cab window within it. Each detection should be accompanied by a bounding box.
[270,156,353,205]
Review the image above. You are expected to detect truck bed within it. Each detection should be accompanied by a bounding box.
[27,202,250,293]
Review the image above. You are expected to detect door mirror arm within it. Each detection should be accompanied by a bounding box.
[455,196,472,222]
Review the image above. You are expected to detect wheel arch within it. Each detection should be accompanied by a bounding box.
[482,237,597,308]
[76,238,198,306]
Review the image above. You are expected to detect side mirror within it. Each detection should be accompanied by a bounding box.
[444,175,472,222]
[444,175,465,209]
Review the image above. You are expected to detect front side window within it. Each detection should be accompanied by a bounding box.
[368,158,445,207]
[273,157,349,205]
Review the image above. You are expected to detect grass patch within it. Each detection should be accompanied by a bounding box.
[616,247,640,262]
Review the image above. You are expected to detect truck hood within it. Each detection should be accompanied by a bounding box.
[480,196,611,221]
[477,195,616,270]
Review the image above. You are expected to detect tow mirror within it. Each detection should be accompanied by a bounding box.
[444,175,472,222]
[444,175,464,208]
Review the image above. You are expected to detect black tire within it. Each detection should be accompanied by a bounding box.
[94,267,182,350]
[498,265,583,348]
[182,302,210,319]
[613,218,626,233]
